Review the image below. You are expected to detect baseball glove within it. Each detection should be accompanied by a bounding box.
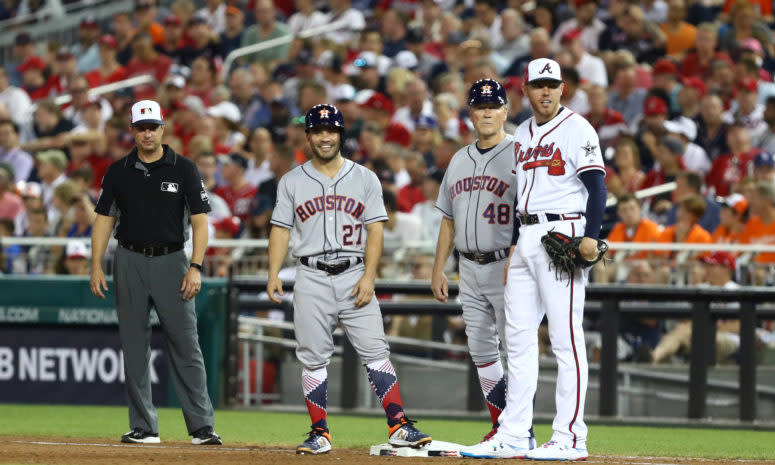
[541,230,608,279]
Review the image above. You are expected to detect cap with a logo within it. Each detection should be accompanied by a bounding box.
[739,77,758,92]
[754,151,775,168]
[17,56,46,73]
[468,78,507,106]
[700,251,735,270]
[36,150,68,172]
[354,51,378,69]
[16,181,42,199]
[66,241,89,259]
[80,16,99,29]
[643,96,668,116]
[305,104,345,132]
[717,193,748,216]
[525,58,563,83]
[130,100,165,127]
[224,153,248,170]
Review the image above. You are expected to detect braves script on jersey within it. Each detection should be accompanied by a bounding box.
[436,136,519,253]
[270,159,387,258]
[511,109,605,216]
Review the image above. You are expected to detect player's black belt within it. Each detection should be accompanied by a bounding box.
[119,240,184,257]
[300,256,364,275]
[460,248,510,265]
[518,212,584,225]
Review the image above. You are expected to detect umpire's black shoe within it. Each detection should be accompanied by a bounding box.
[191,426,223,445]
[121,428,160,444]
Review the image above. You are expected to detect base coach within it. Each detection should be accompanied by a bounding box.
[90,100,222,445]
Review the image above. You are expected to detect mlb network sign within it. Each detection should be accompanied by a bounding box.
[0,327,168,405]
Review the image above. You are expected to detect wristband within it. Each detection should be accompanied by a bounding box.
[190,263,202,271]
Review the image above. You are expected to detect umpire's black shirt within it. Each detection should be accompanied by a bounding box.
[95,144,211,245]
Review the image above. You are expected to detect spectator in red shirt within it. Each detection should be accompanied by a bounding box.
[396,151,427,212]
[84,35,128,88]
[46,47,80,97]
[584,84,627,150]
[706,123,760,196]
[214,153,257,224]
[125,34,173,100]
[680,23,733,79]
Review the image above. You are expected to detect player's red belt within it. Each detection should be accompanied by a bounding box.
[300,256,364,275]
[460,248,510,265]
[518,213,583,225]
[118,240,184,257]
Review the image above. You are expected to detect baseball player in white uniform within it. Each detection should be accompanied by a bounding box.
[267,104,431,455]
[431,79,535,446]
[460,59,606,460]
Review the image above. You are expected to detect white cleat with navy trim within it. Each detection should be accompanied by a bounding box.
[526,440,588,461]
[459,435,533,459]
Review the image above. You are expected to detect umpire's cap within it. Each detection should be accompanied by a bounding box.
[468,78,507,106]
[305,104,345,133]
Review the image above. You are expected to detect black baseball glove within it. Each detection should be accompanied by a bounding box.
[541,230,608,279]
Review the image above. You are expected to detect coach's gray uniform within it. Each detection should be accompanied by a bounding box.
[271,159,390,369]
[435,135,518,364]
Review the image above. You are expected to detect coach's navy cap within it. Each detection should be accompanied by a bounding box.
[468,78,507,106]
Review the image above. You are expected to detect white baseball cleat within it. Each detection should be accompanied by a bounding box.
[459,435,532,459]
[526,440,588,461]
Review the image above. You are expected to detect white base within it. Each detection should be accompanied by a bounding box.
[369,440,463,457]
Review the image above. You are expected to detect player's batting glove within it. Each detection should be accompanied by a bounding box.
[540,230,608,280]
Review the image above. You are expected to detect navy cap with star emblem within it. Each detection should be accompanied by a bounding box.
[467,78,507,106]
[304,104,345,133]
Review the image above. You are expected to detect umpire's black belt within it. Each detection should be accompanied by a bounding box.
[300,256,363,275]
[119,240,184,257]
[518,212,584,225]
[460,248,510,265]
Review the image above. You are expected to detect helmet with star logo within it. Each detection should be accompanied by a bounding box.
[467,78,507,106]
[304,103,345,133]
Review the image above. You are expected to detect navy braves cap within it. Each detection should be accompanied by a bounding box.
[305,104,345,133]
[468,78,507,106]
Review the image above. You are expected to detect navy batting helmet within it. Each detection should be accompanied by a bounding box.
[468,79,507,106]
[305,104,345,133]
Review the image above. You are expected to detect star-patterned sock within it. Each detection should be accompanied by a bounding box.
[366,359,405,427]
[302,367,328,430]
[477,360,506,426]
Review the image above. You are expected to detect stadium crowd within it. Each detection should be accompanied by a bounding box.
[1,0,775,363]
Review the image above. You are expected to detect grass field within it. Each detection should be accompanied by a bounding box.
[1,404,773,460]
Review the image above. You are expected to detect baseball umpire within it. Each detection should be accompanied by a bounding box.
[90,100,222,445]
[463,59,606,461]
[267,103,431,455]
[431,79,536,454]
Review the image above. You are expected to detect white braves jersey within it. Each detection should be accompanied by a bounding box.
[271,159,388,258]
[512,107,605,215]
[436,136,518,253]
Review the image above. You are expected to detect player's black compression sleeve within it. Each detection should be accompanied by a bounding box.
[579,170,606,239]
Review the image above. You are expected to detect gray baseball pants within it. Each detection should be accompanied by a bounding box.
[113,246,214,435]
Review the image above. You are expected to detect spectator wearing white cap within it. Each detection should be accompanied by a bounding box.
[208,101,245,151]
[58,240,90,275]
[663,117,711,176]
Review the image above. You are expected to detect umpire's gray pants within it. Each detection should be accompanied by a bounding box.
[114,246,214,435]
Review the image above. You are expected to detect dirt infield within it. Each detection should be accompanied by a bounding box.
[2,437,774,465]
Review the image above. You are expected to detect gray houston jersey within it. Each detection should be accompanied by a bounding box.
[271,159,388,258]
[435,135,518,253]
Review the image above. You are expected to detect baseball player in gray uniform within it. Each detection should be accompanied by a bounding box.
[431,79,535,448]
[267,104,431,455]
